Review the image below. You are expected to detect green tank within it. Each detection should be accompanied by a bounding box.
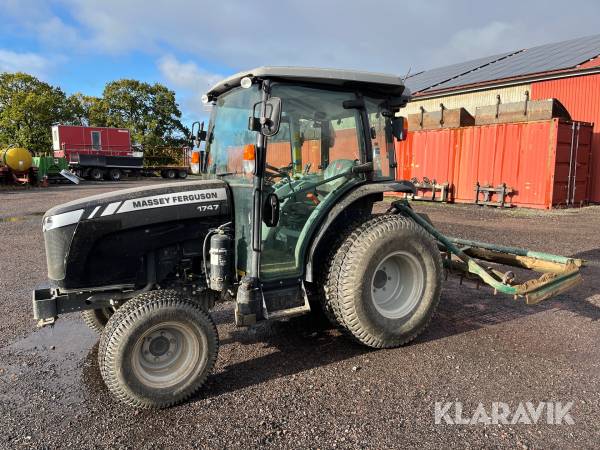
[32,156,69,182]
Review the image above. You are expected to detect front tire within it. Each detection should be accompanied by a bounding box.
[81,308,114,333]
[327,215,442,348]
[98,290,218,409]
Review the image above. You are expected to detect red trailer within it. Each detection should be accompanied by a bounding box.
[52,125,143,181]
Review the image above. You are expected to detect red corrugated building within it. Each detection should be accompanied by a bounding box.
[401,34,600,207]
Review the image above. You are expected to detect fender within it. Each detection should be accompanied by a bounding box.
[304,180,415,282]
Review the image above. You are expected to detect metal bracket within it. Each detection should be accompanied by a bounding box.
[405,177,449,202]
[474,182,513,207]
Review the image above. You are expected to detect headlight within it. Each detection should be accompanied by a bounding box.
[42,209,84,232]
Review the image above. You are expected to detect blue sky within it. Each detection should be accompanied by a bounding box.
[2,0,600,126]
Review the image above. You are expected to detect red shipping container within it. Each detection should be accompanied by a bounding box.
[531,75,600,202]
[395,119,593,209]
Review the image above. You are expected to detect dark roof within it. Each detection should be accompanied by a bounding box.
[406,34,600,95]
[206,66,407,98]
[405,51,518,93]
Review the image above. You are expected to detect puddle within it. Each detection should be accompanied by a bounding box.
[0,211,45,223]
[9,318,96,355]
[1,319,98,408]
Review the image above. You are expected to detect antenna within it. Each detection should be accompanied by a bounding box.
[402,66,412,82]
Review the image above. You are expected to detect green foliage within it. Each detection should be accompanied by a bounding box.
[68,93,106,127]
[0,73,190,154]
[100,79,189,150]
[0,72,76,154]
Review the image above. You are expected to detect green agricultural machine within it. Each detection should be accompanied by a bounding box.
[33,68,584,409]
[31,156,70,184]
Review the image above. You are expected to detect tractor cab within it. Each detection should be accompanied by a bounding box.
[199,67,413,323]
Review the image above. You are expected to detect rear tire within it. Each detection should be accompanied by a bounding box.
[326,215,442,348]
[108,168,121,181]
[177,170,188,179]
[90,167,104,181]
[166,169,177,179]
[81,308,114,333]
[98,290,218,409]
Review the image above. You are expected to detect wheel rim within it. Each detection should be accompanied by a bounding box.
[131,321,208,389]
[370,251,425,319]
[167,170,176,179]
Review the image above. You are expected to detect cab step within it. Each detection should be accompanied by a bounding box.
[261,283,311,320]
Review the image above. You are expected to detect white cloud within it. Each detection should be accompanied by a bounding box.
[5,0,600,77]
[447,22,514,59]
[158,55,222,92]
[56,0,441,73]
[0,49,52,77]
[37,16,82,49]
[157,55,222,121]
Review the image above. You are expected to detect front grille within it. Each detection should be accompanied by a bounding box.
[44,224,76,281]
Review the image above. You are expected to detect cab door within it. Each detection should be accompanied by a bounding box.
[259,84,367,281]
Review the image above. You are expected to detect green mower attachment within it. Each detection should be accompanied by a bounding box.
[389,200,584,305]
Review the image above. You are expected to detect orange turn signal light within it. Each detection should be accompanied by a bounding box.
[191,152,200,163]
[243,144,256,160]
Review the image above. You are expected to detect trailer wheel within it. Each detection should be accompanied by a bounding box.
[98,290,218,409]
[328,214,442,348]
[165,169,177,179]
[90,167,104,181]
[108,168,122,181]
[81,308,114,333]
[177,170,188,179]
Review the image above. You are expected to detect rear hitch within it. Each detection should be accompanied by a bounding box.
[389,200,584,304]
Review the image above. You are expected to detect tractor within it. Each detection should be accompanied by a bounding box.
[32,67,584,409]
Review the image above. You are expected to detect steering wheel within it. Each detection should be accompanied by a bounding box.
[265,163,293,181]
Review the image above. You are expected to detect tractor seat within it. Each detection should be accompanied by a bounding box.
[319,159,356,193]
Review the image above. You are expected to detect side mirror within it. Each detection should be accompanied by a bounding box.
[190,121,207,147]
[391,116,407,141]
[248,97,282,136]
[262,192,280,227]
[261,97,282,137]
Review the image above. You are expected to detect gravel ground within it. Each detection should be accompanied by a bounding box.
[1,179,599,449]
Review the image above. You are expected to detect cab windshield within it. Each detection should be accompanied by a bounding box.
[205,85,261,182]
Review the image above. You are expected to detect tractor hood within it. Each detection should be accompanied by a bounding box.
[41,179,232,289]
[43,180,230,232]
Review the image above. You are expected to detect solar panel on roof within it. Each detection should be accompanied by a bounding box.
[422,34,600,92]
[404,51,515,93]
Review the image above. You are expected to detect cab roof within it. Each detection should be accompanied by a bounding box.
[206,66,409,99]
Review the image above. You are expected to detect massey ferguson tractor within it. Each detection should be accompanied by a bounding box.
[32,67,584,409]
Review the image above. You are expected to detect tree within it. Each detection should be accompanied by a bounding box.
[0,72,76,154]
[0,73,190,155]
[68,93,106,127]
[101,79,189,150]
